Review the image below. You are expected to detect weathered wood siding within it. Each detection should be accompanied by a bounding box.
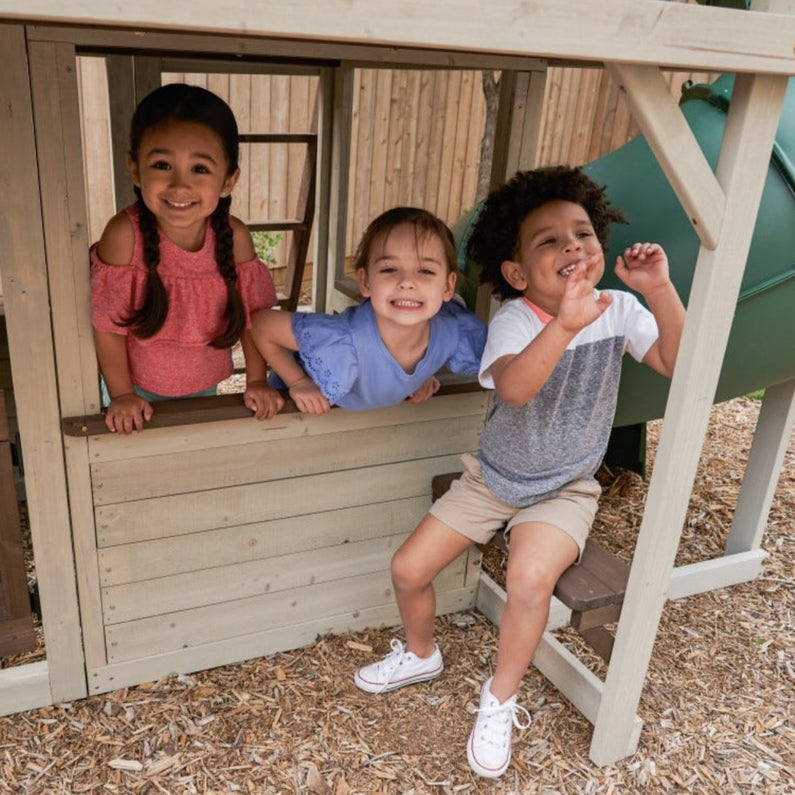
[80,391,488,693]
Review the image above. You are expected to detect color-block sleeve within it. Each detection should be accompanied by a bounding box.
[89,243,144,335]
[441,300,488,376]
[236,257,278,326]
[479,301,540,389]
[291,311,359,404]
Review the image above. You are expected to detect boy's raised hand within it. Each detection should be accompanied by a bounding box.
[614,242,671,297]
[556,254,612,334]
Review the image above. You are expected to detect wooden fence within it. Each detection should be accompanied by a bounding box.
[77,59,716,280]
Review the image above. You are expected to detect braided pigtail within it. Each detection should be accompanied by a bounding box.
[209,195,246,349]
[120,189,170,337]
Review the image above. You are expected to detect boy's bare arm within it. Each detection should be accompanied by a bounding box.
[491,259,612,407]
[615,243,685,378]
[640,281,685,378]
[489,319,578,407]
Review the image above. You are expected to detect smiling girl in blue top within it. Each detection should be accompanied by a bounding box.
[251,207,487,413]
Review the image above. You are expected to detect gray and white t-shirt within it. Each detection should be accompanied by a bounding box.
[477,292,658,507]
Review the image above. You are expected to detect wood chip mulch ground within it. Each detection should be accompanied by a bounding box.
[1,396,793,794]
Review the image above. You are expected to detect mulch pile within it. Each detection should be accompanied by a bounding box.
[1,396,793,793]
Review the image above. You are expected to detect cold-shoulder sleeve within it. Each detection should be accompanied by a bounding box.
[89,243,146,335]
[291,310,359,404]
[236,257,278,326]
[441,299,488,375]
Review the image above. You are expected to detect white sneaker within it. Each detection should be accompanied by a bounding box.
[467,677,531,778]
[354,638,443,694]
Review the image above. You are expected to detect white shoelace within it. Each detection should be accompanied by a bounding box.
[474,698,532,746]
[372,638,407,693]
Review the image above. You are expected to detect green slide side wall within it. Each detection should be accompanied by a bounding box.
[587,74,795,427]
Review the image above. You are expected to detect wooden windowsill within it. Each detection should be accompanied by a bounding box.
[61,375,486,437]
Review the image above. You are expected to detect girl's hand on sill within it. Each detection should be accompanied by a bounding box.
[243,381,285,420]
[105,393,153,435]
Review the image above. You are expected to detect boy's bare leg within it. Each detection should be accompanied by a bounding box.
[489,521,579,703]
[391,514,474,659]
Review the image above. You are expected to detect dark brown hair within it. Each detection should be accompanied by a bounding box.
[353,206,458,275]
[122,83,245,348]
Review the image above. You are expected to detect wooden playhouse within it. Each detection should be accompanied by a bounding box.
[0,0,794,767]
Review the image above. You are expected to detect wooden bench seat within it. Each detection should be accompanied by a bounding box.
[432,472,630,662]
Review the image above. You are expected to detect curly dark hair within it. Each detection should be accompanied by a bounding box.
[466,166,627,301]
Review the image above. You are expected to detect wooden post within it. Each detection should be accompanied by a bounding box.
[475,67,548,321]
[590,71,788,767]
[725,379,795,554]
[326,63,355,313]
[0,24,86,704]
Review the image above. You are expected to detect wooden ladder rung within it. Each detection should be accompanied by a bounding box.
[238,132,317,145]
[247,219,309,233]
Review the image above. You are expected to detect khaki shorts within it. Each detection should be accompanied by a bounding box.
[429,453,601,556]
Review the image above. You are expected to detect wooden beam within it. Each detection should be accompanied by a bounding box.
[605,62,725,249]
[5,1,795,73]
[0,25,86,705]
[28,24,549,73]
[589,71,789,768]
[326,63,355,313]
[667,549,768,601]
[312,68,335,310]
[0,662,51,717]
[725,379,795,554]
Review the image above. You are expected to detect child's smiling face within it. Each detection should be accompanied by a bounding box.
[501,200,604,315]
[357,222,456,328]
[128,119,239,250]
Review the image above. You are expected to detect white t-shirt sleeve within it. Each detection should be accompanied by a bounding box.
[616,291,660,362]
[478,300,542,389]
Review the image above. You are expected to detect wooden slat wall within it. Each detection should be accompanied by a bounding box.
[83,390,488,691]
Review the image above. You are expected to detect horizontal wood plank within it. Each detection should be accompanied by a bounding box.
[96,454,462,546]
[0,661,52,717]
[99,495,429,586]
[8,2,795,74]
[66,379,485,439]
[87,586,477,695]
[86,388,487,462]
[105,561,467,662]
[102,532,414,623]
[92,414,482,504]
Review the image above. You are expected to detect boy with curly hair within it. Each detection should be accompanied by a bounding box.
[353,166,686,778]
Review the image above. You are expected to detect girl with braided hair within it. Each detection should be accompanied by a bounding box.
[90,83,283,434]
